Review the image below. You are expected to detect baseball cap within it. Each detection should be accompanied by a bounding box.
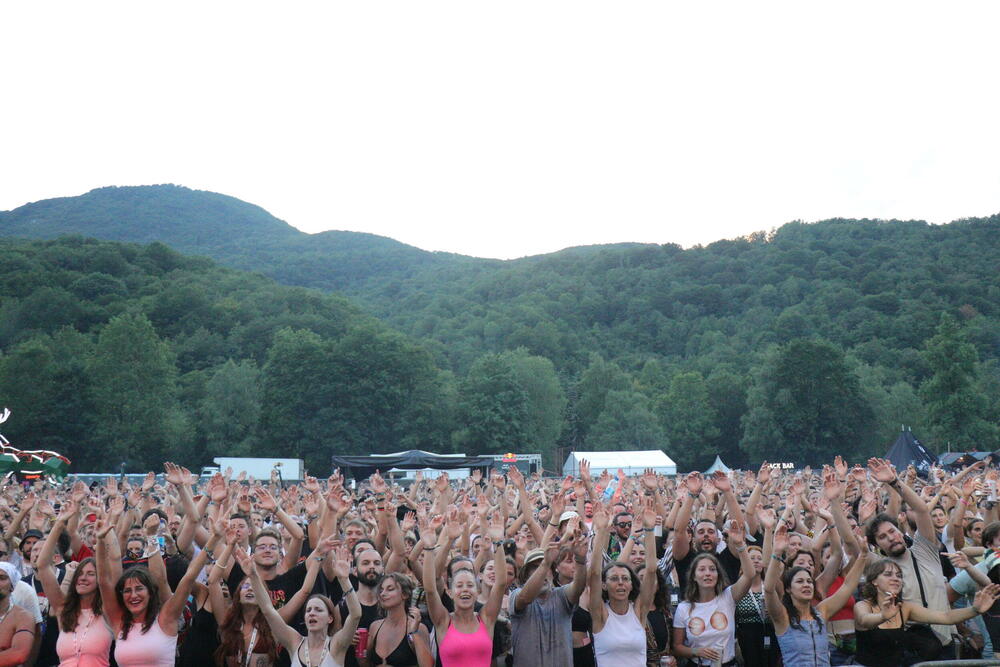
[523,548,545,566]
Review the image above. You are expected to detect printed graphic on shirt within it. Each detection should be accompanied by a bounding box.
[688,617,705,635]
[710,611,728,630]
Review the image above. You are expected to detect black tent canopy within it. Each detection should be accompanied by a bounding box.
[885,428,937,476]
[330,450,494,480]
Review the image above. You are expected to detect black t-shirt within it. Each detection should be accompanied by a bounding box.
[673,546,742,599]
[340,600,381,667]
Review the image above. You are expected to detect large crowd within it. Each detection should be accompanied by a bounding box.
[1,455,999,666]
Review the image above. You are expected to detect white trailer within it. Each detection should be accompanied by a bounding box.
[208,457,305,481]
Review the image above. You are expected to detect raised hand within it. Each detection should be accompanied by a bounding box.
[571,529,588,559]
[867,458,896,484]
[727,518,746,549]
[164,462,186,487]
[947,551,973,571]
[640,496,657,530]
[57,499,79,523]
[71,481,88,504]
[488,511,505,541]
[683,472,703,496]
[141,472,156,493]
[757,462,771,484]
[756,506,777,531]
[369,470,388,494]
[711,470,732,493]
[108,495,125,519]
[331,544,352,579]
[255,487,277,512]
[105,477,120,497]
[550,489,566,518]
[773,524,790,556]
[592,500,610,532]
[833,456,848,479]
[579,459,591,481]
[641,468,658,491]
[823,471,844,501]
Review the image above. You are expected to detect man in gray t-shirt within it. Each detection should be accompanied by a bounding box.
[865,458,954,650]
[509,536,587,667]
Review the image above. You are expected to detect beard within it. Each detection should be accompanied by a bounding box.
[358,569,383,588]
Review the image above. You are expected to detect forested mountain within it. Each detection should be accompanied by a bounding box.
[2,186,999,472]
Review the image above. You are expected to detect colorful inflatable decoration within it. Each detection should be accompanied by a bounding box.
[0,408,71,481]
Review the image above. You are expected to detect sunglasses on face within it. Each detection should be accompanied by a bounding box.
[616,522,632,529]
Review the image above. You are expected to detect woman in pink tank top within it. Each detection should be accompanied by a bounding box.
[96,463,225,667]
[422,510,508,667]
[38,501,114,667]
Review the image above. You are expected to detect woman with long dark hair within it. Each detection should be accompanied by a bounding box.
[763,525,863,667]
[671,519,755,666]
[38,499,113,667]
[96,468,223,667]
[366,571,433,667]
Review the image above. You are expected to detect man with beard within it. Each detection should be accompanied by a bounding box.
[671,470,747,599]
[0,562,36,666]
[508,532,588,667]
[333,547,384,667]
[865,457,955,657]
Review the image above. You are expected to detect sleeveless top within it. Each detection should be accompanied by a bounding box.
[854,626,905,667]
[114,619,177,667]
[735,590,770,625]
[438,614,492,667]
[291,637,340,667]
[776,619,830,667]
[55,608,114,667]
[371,622,419,666]
[592,603,646,667]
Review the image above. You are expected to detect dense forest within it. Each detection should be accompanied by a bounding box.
[1,186,998,473]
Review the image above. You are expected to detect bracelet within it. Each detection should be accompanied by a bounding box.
[642,527,654,532]
[214,562,226,569]
[687,492,698,499]
[548,521,559,527]
[313,555,325,561]
[770,554,784,563]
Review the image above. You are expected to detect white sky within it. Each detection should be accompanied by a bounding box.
[3,2,999,260]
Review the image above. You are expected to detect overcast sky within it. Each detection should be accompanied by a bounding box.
[3,2,999,259]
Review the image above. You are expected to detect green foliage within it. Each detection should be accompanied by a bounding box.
[656,372,719,470]
[87,312,188,469]
[3,187,1000,469]
[454,354,529,455]
[741,338,877,465]
[586,390,667,452]
[920,315,999,449]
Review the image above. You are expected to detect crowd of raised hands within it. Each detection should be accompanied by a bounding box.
[2,454,1000,667]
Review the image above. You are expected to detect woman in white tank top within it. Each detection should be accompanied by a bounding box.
[588,497,659,666]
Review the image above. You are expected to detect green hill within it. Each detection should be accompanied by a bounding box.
[3,186,999,469]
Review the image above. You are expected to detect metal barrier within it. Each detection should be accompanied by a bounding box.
[912,660,1000,667]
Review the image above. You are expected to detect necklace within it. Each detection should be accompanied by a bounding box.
[307,636,329,667]
[73,609,97,661]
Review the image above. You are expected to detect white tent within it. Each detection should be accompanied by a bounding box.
[704,455,732,475]
[563,450,677,478]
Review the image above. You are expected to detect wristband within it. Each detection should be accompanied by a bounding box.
[314,555,325,561]
[548,521,560,527]
[770,554,784,563]
[687,492,698,499]
[574,556,587,565]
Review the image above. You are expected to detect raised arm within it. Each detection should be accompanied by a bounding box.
[514,539,560,613]
[908,583,1000,626]
[237,549,302,653]
[158,520,221,633]
[37,502,76,615]
[95,512,123,629]
[868,458,935,541]
[636,496,659,617]
[480,514,509,628]
[726,519,756,601]
[763,524,790,635]
[588,502,612,630]
[330,545,362,659]
[672,473,702,562]
[818,551,864,620]
[509,467,543,545]
[421,516,450,632]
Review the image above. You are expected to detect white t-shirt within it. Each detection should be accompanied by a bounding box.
[673,585,737,664]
